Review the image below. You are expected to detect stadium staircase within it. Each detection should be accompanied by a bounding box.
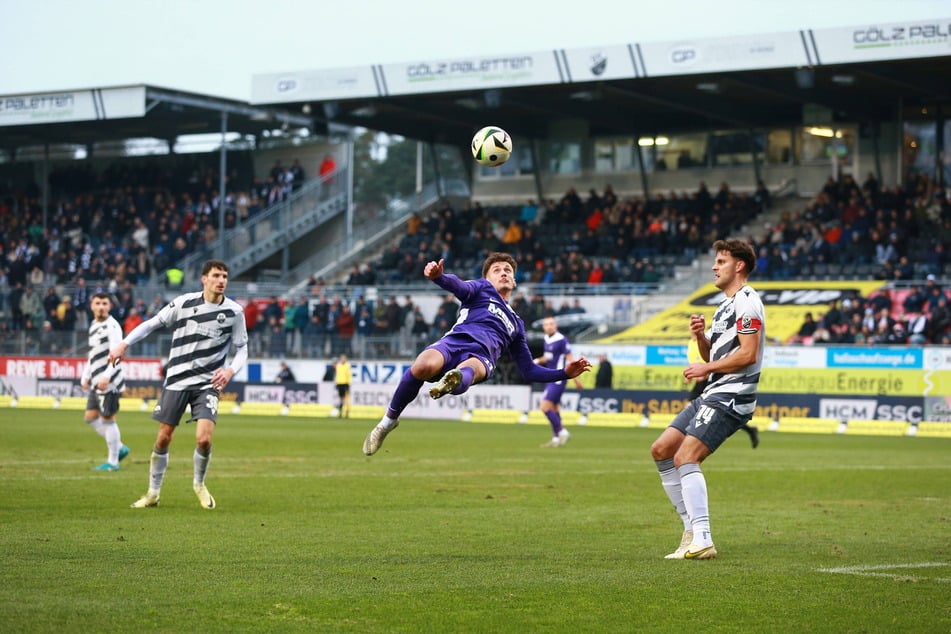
[284,177,470,293]
[170,173,350,284]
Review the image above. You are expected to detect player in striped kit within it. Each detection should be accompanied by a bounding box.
[81,292,129,471]
[109,260,248,510]
[534,316,583,447]
[650,239,765,560]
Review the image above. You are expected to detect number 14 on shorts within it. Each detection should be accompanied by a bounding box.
[694,405,715,427]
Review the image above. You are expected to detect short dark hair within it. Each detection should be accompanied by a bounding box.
[202,259,229,276]
[712,239,756,275]
[91,292,112,302]
[482,252,518,278]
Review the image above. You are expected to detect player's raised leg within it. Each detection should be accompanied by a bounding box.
[364,348,444,455]
[430,357,482,400]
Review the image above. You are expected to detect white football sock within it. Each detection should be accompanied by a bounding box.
[102,420,122,465]
[656,458,691,529]
[678,462,713,546]
[193,447,212,487]
[150,449,169,493]
[86,417,107,439]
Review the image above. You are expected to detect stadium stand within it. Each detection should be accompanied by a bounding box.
[2,166,950,359]
[370,181,766,288]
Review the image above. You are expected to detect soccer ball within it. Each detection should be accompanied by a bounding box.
[471,126,513,166]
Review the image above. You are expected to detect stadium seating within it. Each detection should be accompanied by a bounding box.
[3,163,949,358]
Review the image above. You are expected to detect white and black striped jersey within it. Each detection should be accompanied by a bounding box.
[82,316,125,393]
[152,292,248,391]
[701,284,766,417]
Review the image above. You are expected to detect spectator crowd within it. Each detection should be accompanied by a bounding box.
[0,154,310,291]
[789,277,951,346]
[370,179,770,288]
[2,152,949,356]
[0,153,310,353]
[241,289,589,361]
[747,172,949,281]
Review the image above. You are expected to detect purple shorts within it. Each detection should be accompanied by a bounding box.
[541,380,567,405]
[427,334,495,380]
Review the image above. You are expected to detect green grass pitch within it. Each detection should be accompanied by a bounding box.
[1,409,949,632]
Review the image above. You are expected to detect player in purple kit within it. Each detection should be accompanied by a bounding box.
[534,316,583,447]
[363,252,592,456]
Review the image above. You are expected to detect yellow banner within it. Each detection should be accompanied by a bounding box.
[600,280,887,344]
[607,365,950,396]
[756,368,949,396]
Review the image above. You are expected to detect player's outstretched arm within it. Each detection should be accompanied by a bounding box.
[108,313,165,366]
[107,342,128,367]
[424,258,445,280]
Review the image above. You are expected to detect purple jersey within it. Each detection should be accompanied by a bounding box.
[541,330,571,387]
[541,331,571,372]
[433,274,568,383]
[540,330,571,402]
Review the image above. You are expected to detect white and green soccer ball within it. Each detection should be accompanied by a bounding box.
[471,126,513,167]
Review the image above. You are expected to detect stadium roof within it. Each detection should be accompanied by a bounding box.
[3,19,949,154]
[271,58,951,144]
[250,19,951,143]
[0,86,315,151]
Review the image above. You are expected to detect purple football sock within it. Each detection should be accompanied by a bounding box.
[453,366,475,395]
[545,409,563,435]
[386,369,424,418]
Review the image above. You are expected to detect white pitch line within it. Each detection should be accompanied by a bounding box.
[818,562,951,583]
[4,456,951,471]
[821,562,949,572]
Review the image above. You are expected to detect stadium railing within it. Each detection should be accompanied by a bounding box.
[167,168,349,283]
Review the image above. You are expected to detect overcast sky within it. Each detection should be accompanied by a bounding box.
[1,0,948,101]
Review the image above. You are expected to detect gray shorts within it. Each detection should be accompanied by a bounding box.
[151,387,221,426]
[86,390,121,418]
[670,398,747,453]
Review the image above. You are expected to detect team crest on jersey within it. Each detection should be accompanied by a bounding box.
[738,316,762,334]
[216,313,226,324]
